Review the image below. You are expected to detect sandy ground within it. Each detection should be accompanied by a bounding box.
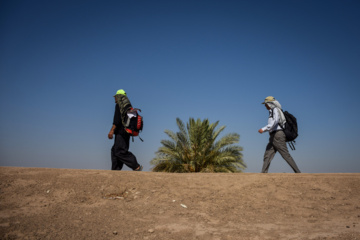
[0,167,359,240]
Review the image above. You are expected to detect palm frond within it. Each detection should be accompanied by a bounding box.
[151,118,246,173]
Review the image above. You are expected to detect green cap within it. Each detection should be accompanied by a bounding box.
[114,89,126,96]
[262,96,275,104]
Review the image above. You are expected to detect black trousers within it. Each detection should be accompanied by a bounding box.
[111,133,139,170]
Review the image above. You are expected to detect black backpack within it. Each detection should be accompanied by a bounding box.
[279,110,298,150]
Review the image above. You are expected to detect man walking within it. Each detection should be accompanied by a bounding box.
[108,89,142,171]
[258,96,301,173]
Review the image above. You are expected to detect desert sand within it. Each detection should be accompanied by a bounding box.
[0,167,359,240]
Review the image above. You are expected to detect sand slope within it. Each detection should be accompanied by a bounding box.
[0,167,359,240]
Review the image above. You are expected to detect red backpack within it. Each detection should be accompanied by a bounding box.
[125,108,143,141]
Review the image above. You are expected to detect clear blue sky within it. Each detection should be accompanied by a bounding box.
[1,0,359,173]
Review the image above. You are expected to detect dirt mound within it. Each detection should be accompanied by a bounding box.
[0,167,359,239]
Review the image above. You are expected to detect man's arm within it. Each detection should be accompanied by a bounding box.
[109,104,121,139]
[108,125,116,139]
[258,109,279,134]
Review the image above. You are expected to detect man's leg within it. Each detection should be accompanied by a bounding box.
[113,134,140,170]
[273,131,301,173]
[262,134,277,173]
[111,143,124,170]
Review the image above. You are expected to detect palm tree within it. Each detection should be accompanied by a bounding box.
[151,118,246,173]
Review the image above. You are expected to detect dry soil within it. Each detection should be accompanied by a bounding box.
[1,167,360,240]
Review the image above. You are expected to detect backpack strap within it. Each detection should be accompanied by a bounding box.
[131,135,144,142]
[128,108,141,113]
[288,141,296,150]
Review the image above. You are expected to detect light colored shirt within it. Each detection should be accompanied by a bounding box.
[261,108,283,133]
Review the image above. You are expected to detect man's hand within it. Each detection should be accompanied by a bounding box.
[258,129,264,134]
[108,130,114,139]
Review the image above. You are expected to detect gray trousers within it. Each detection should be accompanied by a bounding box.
[262,130,301,173]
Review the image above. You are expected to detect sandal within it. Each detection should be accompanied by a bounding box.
[134,165,143,171]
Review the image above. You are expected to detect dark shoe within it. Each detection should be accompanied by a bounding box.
[134,165,143,171]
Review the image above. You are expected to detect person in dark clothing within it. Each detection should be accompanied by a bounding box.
[108,89,142,171]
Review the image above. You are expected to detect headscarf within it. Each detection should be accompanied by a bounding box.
[115,94,133,127]
[266,100,286,127]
